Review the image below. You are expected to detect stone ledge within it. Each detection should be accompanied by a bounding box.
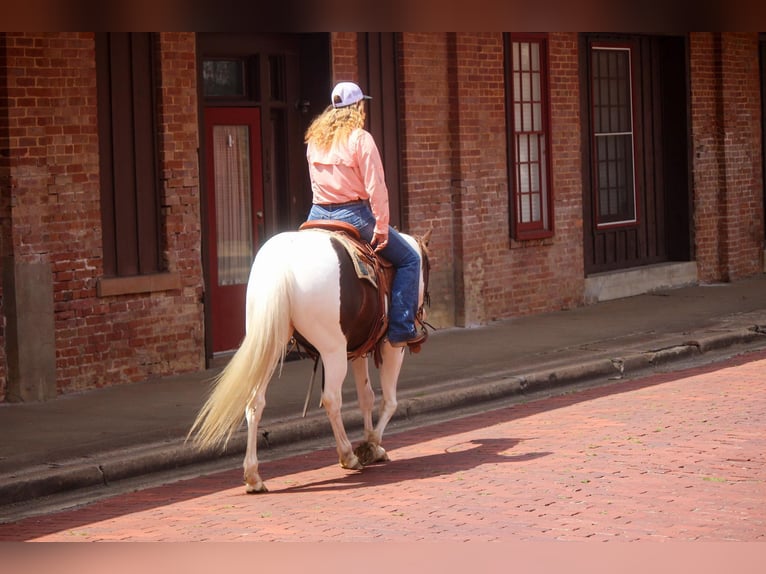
[584,262,698,303]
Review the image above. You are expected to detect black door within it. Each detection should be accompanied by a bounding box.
[580,34,691,274]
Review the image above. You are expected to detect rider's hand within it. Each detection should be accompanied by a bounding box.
[372,231,389,253]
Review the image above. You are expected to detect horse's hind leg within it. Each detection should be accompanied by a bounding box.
[352,357,387,464]
[369,342,405,450]
[351,356,389,465]
[351,357,375,439]
[243,387,268,493]
[321,349,362,470]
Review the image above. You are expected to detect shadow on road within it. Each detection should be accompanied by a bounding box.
[274,438,551,493]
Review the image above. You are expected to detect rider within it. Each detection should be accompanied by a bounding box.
[304,81,426,349]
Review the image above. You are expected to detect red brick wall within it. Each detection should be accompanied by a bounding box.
[690,32,765,281]
[0,32,204,399]
[1,33,102,400]
[398,33,456,326]
[331,33,358,84]
[538,33,585,309]
[717,33,764,278]
[399,33,584,328]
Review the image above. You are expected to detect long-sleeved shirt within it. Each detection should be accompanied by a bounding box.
[306,127,390,235]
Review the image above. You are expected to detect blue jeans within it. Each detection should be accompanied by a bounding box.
[307,202,421,343]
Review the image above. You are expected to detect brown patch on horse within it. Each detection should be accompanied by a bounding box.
[329,237,381,352]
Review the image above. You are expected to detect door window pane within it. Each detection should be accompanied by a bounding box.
[212,125,254,285]
[592,46,637,226]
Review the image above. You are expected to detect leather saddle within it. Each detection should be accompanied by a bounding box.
[297,219,395,365]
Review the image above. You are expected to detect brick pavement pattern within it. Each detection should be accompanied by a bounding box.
[2,350,764,542]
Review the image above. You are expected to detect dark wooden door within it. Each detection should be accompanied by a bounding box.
[580,34,690,274]
[358,33,403,227]
[205,107,264,353]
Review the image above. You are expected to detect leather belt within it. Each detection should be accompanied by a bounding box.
[317,199,366,209]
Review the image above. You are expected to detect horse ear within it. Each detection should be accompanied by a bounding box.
[422,227,433,247]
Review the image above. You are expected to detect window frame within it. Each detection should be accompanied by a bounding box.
[504,32,555,241]
[589,42,641,230]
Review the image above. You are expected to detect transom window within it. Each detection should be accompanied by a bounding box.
[203,59,246,98]
[504,33,554,240]
[591,45,638,228]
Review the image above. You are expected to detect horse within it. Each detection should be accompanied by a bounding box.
[188,225,431,493]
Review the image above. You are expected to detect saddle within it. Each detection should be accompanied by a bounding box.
[297,220,399,365]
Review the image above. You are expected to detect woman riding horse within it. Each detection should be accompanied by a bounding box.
[188,83,431,494]
[305,81,426,349]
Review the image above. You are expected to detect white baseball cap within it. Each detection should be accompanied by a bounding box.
[331,81,372,108]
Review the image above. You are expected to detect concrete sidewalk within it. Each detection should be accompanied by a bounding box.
[1,275,765,509]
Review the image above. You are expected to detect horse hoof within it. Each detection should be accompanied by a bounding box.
[354,442,389,465]
[245,482,269,494]
[341,455,363,471]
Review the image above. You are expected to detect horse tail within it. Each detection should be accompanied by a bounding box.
[188,244,293,451]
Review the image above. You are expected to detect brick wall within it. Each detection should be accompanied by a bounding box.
[331,33,358,84]
[0,33,204,399]
[691,32,765,282]
[536,33,585,309]
[717,33,764,279]
[399,33,584,328]
[1,33,102,400]
[399,33,456,326]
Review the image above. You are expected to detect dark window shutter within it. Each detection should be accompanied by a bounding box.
[96,32,162,277]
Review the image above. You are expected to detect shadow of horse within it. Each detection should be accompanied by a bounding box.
[272,438,551,493]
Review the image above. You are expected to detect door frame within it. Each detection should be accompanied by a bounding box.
[204,106,264,354]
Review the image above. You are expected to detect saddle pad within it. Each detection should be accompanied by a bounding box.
[349,248,377,288]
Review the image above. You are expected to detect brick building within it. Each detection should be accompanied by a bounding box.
[0,32,763,402]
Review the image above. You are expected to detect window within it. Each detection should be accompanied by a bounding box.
[202,59,246,98]
[590,44,638,228]
[504,33,553,240]
[96,33,162,278]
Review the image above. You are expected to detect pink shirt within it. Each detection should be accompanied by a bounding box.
[307,128,390,235]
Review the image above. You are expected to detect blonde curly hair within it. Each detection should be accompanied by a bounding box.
[304,102,366,152]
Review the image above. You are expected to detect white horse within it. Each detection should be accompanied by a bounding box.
[189,227,430,493]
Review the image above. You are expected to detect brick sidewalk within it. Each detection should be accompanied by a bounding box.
[2,349,765,542]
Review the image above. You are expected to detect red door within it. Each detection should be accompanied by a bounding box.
[205,107,264,353]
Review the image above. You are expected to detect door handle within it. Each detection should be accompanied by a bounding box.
[255,211,265,247]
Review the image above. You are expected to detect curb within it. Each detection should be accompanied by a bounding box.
[1,327,764,509]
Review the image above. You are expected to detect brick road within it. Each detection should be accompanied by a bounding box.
[2,350,764,542]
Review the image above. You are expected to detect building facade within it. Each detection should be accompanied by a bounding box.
[0,32,763,401]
